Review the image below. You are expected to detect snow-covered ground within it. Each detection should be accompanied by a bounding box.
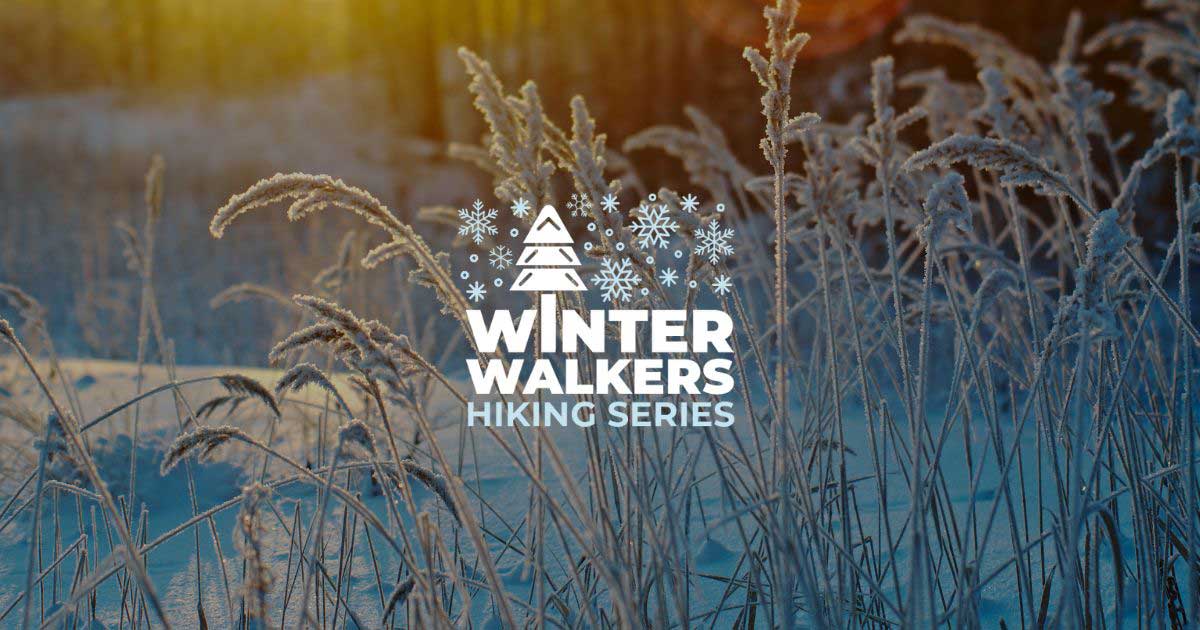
[0,355,1133,627]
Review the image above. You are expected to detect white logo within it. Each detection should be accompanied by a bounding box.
[511,206,587,292]
[459,200,738,429]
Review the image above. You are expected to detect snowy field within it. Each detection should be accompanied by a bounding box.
[0,357,1126,627]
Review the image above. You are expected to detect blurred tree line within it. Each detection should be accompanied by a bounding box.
[0,0,1140,149]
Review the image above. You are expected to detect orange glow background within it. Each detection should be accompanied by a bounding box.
[687,0,910,57]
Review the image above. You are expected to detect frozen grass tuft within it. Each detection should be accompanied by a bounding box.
[4,0,1200,627]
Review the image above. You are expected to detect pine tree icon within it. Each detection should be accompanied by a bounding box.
[511,205,586,292]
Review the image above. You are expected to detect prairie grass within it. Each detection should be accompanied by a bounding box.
[2,0,1200,628]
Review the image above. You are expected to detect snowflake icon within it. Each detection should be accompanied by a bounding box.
[694,219,735,265]
[591,257,640,303]
[711,274,733,296]
[511,197,532,219]
[630,202,679,250]
[459,200,498,245]
[489,244,513,270]
[659,267,679,287]
[567,193,593,218]
[466,281,488,302]
[680,193,700,213]
[601,193,620,213]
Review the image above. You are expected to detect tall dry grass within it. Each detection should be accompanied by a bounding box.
[2,0,1200,627]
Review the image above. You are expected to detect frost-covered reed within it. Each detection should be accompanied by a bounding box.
[3,0,1200,627]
